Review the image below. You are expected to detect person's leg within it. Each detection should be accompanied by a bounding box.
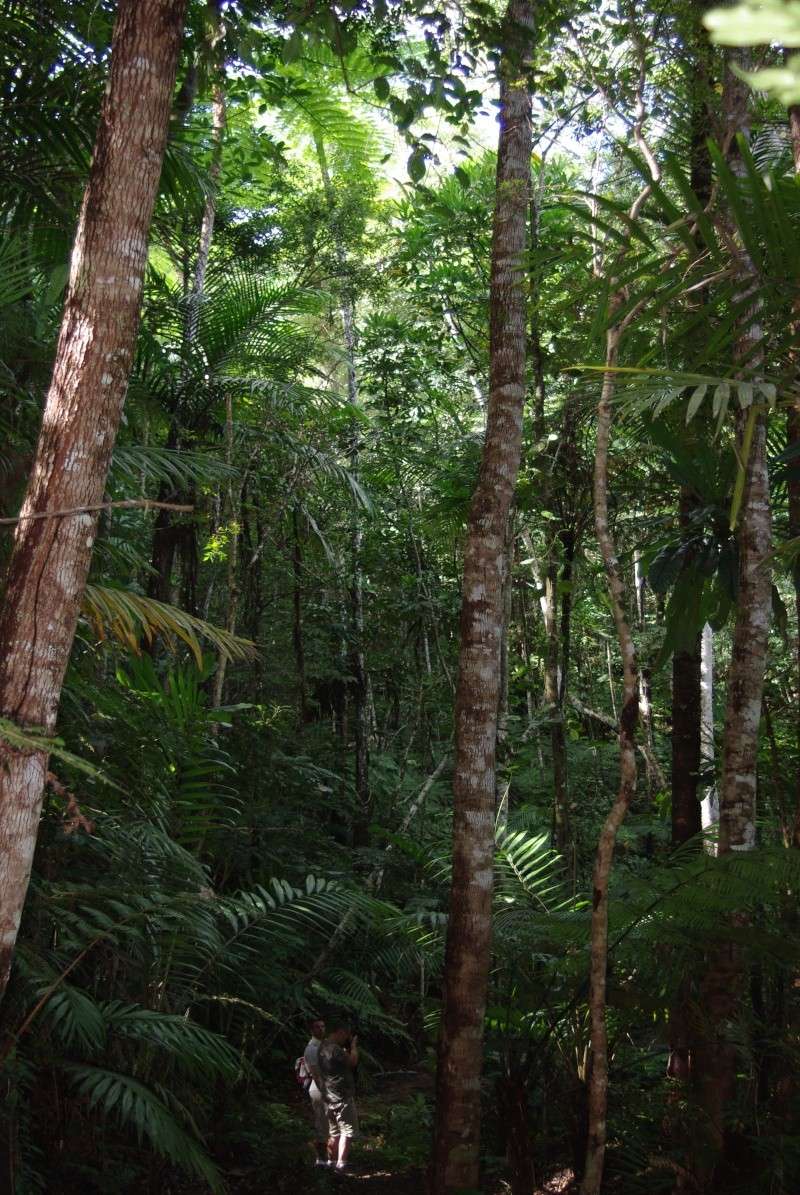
[335,1100,358,1168]
[337,1134,351,1166]
[311,1088,329,1161]
[327,1133,339,1163]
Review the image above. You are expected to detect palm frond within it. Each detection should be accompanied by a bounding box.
[110,445,236,491]
[81,585,257,664]
[65,1065,223,1192]
[104,1003,241,1080]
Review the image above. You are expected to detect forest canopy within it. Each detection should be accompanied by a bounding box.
[2,1,800,1193]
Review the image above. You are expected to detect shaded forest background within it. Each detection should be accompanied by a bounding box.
[2,1,800,1193]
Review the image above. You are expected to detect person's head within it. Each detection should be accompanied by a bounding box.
[310,1017,326,1040]
[327,1022,352,1046]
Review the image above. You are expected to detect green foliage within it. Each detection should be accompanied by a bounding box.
[5,4,800,1193]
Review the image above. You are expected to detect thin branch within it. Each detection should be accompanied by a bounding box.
[0,499,193,526]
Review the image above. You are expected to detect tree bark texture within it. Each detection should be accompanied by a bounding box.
[580,41,657,1186]
[0,0,187,1003]
[581,326,640,1195]
[787,106,800,848]
[694,54,773,1182]
[430,3,533,1189]
[718,416,771,854]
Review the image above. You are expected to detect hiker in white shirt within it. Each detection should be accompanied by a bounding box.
[304,1018,329,1165]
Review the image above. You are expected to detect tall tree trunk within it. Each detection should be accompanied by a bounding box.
[430,3,533,1190]
[522,527,569,851]
[666,13,715,1122]
[545,557,569,852]
[314,134,370,848]
[496,511,515,822]
[0,0,186,1003]
[581,324,640,1195]
[530,161,547,444]
[581,21,657,1185]
[787,104,800,848]
[695,52,773,1181]
[149,36,225,606]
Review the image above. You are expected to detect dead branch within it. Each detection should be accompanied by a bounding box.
[569,696,667,791]
[46,771,95,835]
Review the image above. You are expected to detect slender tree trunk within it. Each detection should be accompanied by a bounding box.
[695,53,773,1180]
[717,295,770,841]
[544,558,569,852]
[581,26,657,1184]
[530,162,547,444]
[292,506,310,724]
[211,392,239,711]
[581,326,640,1195]
[149,61,226,604]
[671,630,702,846]
[497,512,515,814]
[522,526,569,849]
[699,623,719,839]
[314,134,370,848]
[673,0,714,848]
[787,105,800,848]
[186,78,225,344]
[633,550,645,626]
[667,611,702,1091]
[430,4,533,1189]
[0,0,186,1003]
[558,528,576,707]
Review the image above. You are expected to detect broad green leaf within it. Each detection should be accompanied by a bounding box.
[407,147,427,183]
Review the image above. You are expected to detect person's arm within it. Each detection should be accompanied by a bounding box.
[304,1045,323,1087]
[345,1034,359,1068]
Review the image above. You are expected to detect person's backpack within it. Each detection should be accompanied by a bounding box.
[294,1055,312,1093]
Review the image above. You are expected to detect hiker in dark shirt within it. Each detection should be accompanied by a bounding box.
[318,1024,359,1172]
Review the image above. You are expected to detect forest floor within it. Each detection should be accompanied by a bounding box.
[277,1071,577,1195]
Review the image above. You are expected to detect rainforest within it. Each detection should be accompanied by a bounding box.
[1,1,800,1193]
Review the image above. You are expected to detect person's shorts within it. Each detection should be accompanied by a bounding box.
[309,1084,328,1140]
[326,1094,359,1138]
